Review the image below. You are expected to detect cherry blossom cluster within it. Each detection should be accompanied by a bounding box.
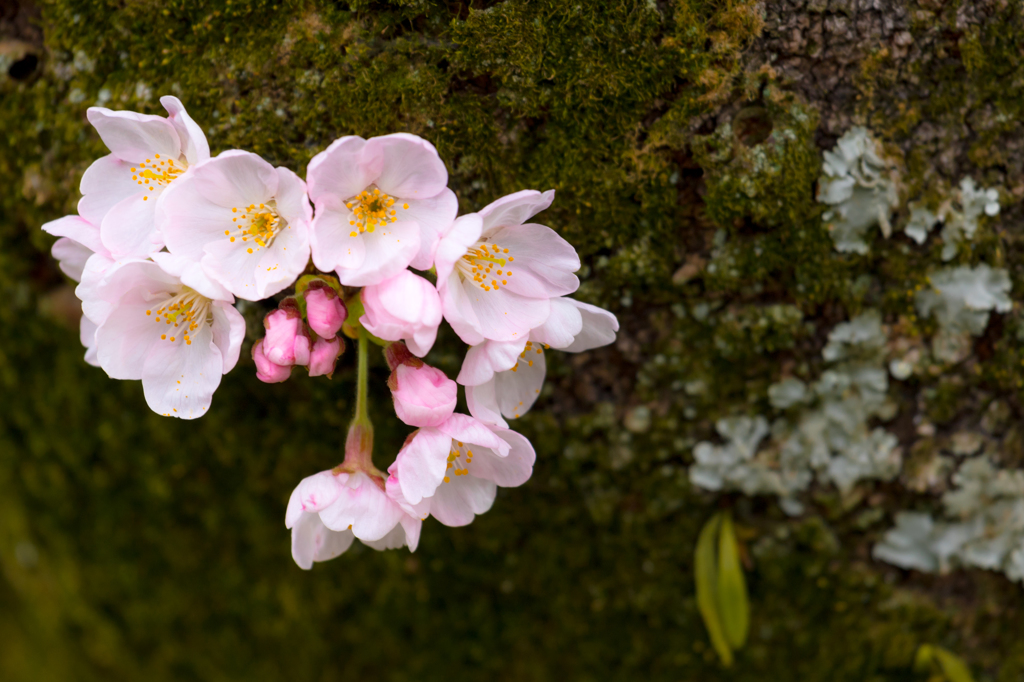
[42,97,619,569]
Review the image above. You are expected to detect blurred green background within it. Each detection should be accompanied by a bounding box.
[2,0,1023,679]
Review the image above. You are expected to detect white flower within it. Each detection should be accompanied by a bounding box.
[80,96,209,259]
[285,469,422,569]
[79,255,245,418]
[306,133,457,286]
[159,150,313,301]
[434,190,581,345]
[386,414,535,527]
[458,297,619,427]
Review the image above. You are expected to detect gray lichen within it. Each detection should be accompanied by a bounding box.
[874,456,1024,582]
[817,127,899,254]
[903,178,1000,260]
[690,312,901,509]
[914,264,1011,362]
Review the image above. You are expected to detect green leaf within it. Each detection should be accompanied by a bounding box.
[695,512,733,667]
[716,511,750,650]
[933,647,974,682]
[914,644,935,673]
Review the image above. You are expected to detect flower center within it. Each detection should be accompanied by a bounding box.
[442,440,474,483]
[224,202,284,254]
[346,187,408,237]
[131,153,187,202]
[454,241,515,292]
[145,287,213,346]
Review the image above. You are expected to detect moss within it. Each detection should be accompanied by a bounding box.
[2,0,1024,680]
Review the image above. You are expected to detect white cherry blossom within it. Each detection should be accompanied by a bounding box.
[80,96,209,259]
[159,150,312,301]
[306,133,457,286]
[434,190,580,346]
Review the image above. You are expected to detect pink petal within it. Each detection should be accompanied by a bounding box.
[456,339,526,386]
[429,474,497,527]
[365,133,448,198]
[561,299,619,352]
[253,339,292,383]
[478,189,555,234]
[42,214,104,255]
[193,150,278,209]
[467,426,536,488]
[319,473,405,542]
[160,96,210,165]
[437,413,510,456]
[141,320,225,419]
[274,166,313,226]
[404,188,458,271]
[211,301,246,374]
[78,154,146,226]
[494,348,545,420]
[51,238,93,282]
[335,220,420,287]
[86,107,182,163]
[487,223,580,298]
[395,427,453,505]
[99,190,163,259]
[434,213,482,285]
[285,470,348,528]
[439,274,486,346]
[291,512,354,569]
[253,222,311,299]
[306,136,381,204]
[158,174,235,261]
[465,380,507,429]
[309,201,365,274]
[455,278,550,343]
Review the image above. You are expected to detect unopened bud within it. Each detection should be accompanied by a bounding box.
[304,282,347,339]
[253,339,292,383]
[309,335,344,378]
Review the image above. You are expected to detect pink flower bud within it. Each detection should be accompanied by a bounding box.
[391,363,457,427]
[304,283,347,339]
[253,339,292,383]
[309,335,344,378]
[264,305,311,367]
[361,271,442,357]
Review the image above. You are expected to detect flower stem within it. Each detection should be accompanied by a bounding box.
[340,329,375,474]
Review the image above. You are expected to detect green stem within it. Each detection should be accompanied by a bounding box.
[340,330,375,473]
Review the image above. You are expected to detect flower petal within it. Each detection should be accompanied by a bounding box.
[529,297,583,349]
[51,238,93,282]
[158,174,235,261]
[160,96,210,165]
[285,470,347,528]
[201,238,264,300]
[436,413,510,456]
[253,221,311,299]
[495,348,545,420]
[42,214,104,255]
[395,427,453,506]
[468,426,536,487]
[455,278,550,343]
[478,189,555,234]
[309,201,364,273]
[456,338,527,386]
[100,190,163,259]
[429,475,497,527]
[465,379,508,429]
[193,150,278,209]
[561,299,619,352]
[336,220,420,287]
[306,136,380,204]
[86,107,182,163]
[319,473,405,542]
[211,301,246,374]
[274,166,313,226]
[78,154,146,226]
[404,188,457,270]
[439,274,486,346]
[291,512,354,569]
[141,321,224,419]
[488,223,580,298]
[434,213,482,286]
[365,133,447,198]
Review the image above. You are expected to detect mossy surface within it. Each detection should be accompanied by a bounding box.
[2,0,1024,680]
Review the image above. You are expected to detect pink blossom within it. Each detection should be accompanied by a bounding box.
[390,363,457,427]
[304,283,347,338]
[308,336,343,378]
[159,150,313,300]
[80,96,209,259]
[386,414,535,527]
[263,305,310,367]
[306,134,457,286]
[253,339,292,383]
[360,270,442,357]
[78,257,245,418]
[461,297,619,427]
[434,190,581,345]
[285,469,422,569]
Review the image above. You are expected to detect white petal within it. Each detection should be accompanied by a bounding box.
[193,150,278,209]
[530,297,583,349]
[51,238,93,282]
[305,136,379,204]
[291,511,354,569]
[396,427,453,505]
[100,190,164,259]
[457,279,550,343]
[285,471,347,528]
[478,189,555,234]
[211,301,245,374]
[78,154,144,226]
[86,107,181,163]
[336,220,420,287]
[309,201,364,273]
[495,349,545,420]
[319,473,405,542]
[488,223,580,298]
[42,214,104,255]
[456,339,526,386]
[403,188,457,270]
[274,166,313,226]
[365,133,448,198]
[439,274,486,346]
[561,299,619,352]
[159,174,236,261]
[141,321,223,419]
[160,96,210,165]
[429,475,497,527]
[201,238,265,301]
[434,213,481,285]
[151,252,233,301]
[437,413,510,455]
[465,380,508,428]
[468,426,535,487]
[253,222,311,299]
